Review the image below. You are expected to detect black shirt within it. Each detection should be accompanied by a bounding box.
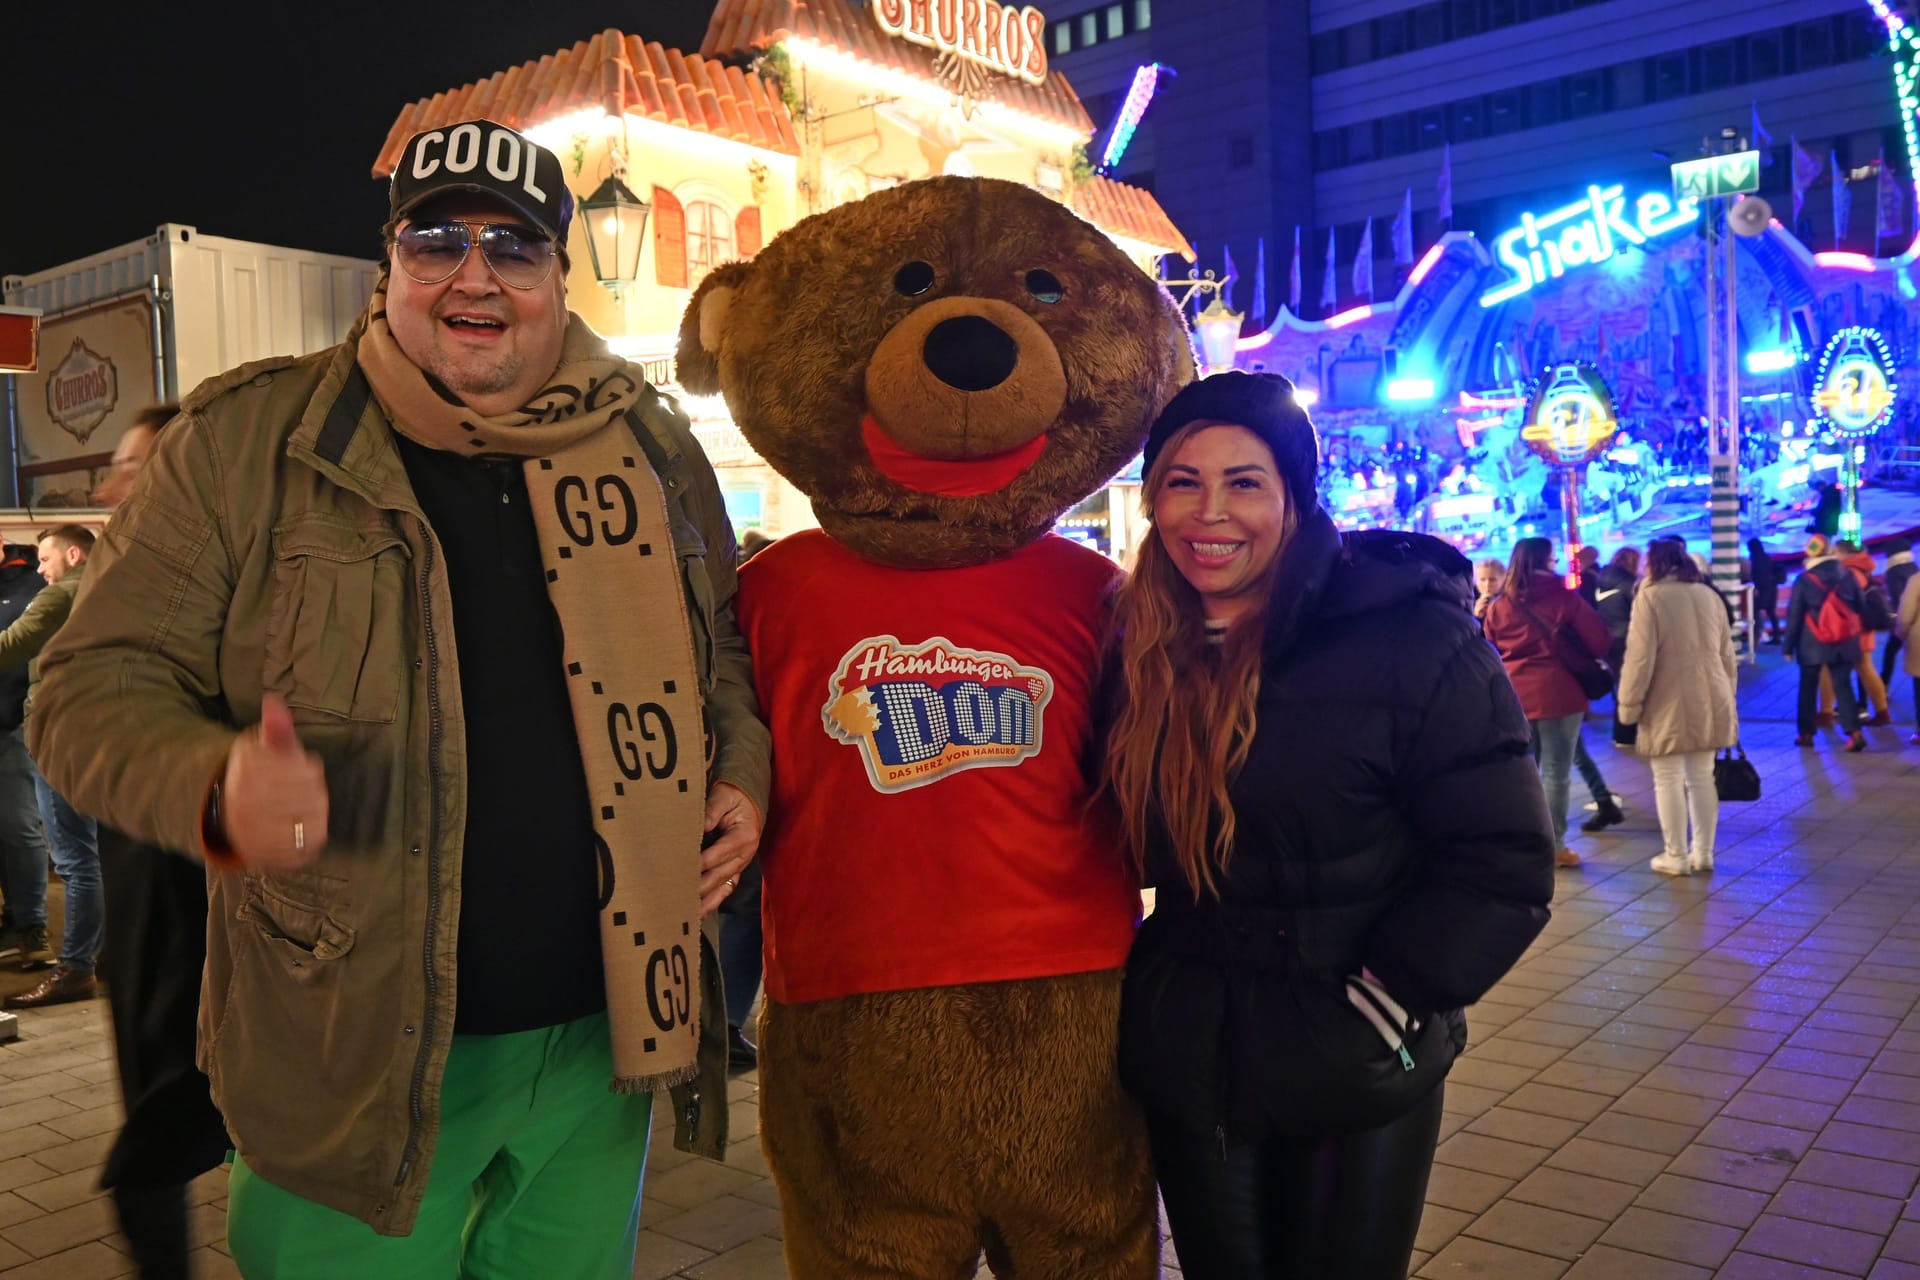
[396,434,605,1034]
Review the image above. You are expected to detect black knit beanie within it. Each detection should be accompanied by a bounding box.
[1141,371,1321,512]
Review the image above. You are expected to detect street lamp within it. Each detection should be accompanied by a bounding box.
[1193,294,1244,376]
[580,175,651,293]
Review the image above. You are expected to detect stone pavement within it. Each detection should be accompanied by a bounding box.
[0,649,1913,1277]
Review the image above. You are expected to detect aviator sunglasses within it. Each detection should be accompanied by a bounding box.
[394,219,558,290]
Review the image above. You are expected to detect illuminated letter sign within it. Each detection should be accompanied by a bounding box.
[875,0,1050,86]
[1479,184,1699,308]
[1811,327,1898,438]
[1521,363,1618,467]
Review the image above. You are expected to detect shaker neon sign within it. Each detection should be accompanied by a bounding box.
[1479,184,1700,308]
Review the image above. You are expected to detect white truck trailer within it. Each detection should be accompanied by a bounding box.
[2,224,377,507]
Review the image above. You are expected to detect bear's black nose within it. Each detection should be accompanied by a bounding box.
[922,315,1019,392]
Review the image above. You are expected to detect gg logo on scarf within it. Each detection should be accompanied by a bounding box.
[822,634,1053,794]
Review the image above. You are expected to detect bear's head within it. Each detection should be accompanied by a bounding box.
[675,176,1193,568]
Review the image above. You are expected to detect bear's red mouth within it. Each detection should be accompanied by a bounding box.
[860,415,1048,497]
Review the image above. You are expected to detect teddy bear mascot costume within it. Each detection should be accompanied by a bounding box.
[675,175,1192,1278]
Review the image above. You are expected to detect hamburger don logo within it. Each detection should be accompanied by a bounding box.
[822,634,1053,793]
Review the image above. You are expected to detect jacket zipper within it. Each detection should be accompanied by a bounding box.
[395,518,444,1191]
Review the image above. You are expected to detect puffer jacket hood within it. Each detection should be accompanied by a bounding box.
[1260,509,1471,664]
[1322,528,1474,621]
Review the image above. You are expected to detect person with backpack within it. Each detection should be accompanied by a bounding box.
[1784,535,1868,751]
[1880,538,1915,689]
[1485,537,1614,866]
[1838,540,1893,724]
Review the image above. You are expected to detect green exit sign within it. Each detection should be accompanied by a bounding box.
[1671,151,1762,200]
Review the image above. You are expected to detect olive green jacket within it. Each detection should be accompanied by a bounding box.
[0,560,84,713]
[30,335,770,1235]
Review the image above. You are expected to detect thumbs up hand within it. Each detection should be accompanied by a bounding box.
[218,695,331,871]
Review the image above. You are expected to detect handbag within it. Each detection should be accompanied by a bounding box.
[1513,597,1615,700]
[1713,745,1761,802]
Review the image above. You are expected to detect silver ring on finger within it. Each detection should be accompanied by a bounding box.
[726,876,738,888]
[293,820,306,854]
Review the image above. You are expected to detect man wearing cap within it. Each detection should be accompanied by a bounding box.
[32,120,770,1277]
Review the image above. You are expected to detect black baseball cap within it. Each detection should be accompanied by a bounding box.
[389,119,574,242]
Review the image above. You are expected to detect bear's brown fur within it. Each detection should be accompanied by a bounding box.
[677,176,1192,568]
[678,176,1191,1279]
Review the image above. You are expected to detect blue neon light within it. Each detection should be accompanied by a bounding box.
[1479,184,1699,308]
[1385,377,1436,402]
[1745,349,1797,374]
[1101,63,1165,170]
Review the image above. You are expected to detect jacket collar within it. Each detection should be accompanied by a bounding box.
[285,341,418,514]
[1260,504,1344,661]
[1888,551,1913,568]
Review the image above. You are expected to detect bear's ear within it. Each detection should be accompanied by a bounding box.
[675,261,756,396]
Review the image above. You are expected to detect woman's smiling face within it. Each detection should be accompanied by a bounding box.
[1152,423,1290,626]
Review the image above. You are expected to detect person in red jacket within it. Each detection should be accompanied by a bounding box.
[1484,537,1614,867]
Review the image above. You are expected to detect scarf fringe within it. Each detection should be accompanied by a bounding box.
[612,1061,700,1095]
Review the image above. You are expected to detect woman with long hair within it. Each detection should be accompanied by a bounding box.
[1107,373,1555,1279]
[1484,538,1614,867]
[1614,540,1738,875]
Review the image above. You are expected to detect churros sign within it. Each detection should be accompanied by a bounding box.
[873,0,1050,86]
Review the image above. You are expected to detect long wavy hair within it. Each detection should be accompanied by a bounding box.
[1503,536,1555,599]
[1105,420,1296,900]
[1645,539,1701,583]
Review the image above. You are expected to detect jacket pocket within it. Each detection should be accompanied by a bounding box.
[265,519,408,723]
[236,878,357,978]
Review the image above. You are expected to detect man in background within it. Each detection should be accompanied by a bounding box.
[0,526,103,1008]
[0,543,52,970]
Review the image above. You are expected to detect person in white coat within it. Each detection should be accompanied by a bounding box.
[1615,540,1739,876]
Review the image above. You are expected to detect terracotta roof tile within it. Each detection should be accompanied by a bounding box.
[700,0,1094,137]
[372,27,799,177]
[1069,175,1194,262]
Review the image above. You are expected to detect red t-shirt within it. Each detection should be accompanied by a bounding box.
[737,531,1140,1003]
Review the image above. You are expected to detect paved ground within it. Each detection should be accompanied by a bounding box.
[0,647,1914,1278]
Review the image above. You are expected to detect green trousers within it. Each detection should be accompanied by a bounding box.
[227,1011,652,1279]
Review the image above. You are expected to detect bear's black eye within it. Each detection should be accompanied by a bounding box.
[894,261,937,296]
[1025,270,1065,303]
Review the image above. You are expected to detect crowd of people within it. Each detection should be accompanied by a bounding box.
[2,116,1916,1280]
[1467,528,1920,882]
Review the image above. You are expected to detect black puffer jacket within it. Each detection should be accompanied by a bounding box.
[1118,508,1555,1140]
[1595,564,1637,669]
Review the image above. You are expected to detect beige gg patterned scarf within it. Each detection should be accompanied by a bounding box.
[359,286,705,1092]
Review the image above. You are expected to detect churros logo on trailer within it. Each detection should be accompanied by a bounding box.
[821,635,1053,793]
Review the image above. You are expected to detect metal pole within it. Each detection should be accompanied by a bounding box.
[3,374,19,507]
[1710,204,1744,624]
[1841,445,1863,542]
[148,273,171,402]
[1563,466,1582,573]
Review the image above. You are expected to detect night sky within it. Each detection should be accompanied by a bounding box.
[3,1,719,279]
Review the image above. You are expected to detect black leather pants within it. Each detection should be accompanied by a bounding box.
[1147,1082,1445,1280]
